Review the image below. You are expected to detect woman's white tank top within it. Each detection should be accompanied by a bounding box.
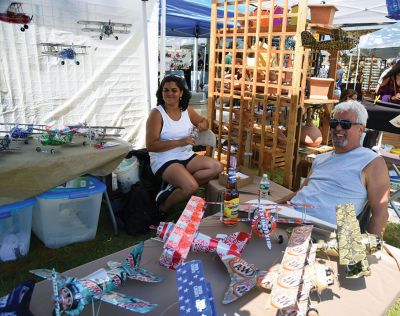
[149,105,194,174]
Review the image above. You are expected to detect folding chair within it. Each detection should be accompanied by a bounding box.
[379,148,400,219]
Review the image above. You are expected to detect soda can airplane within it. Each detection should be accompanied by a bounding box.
[77,19,132,40]
[39,43,88,65]
[0,2,32,32]
[31,242,162,315]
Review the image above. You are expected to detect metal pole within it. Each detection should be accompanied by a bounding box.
[353,46,361,91]
[346,53,352,89]
[142,0,151,111]
[160,0,166,81]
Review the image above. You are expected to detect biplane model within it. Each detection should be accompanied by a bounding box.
[39,43,88,65]
[31,242,162,315]
[0,2,32,32]
[0,122,45,144]
[34,126,81,153]
[66,123,124,145]
[155,196,251,270]
[77,19,132,40]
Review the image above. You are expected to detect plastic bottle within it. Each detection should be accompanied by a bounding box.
[223,167,239,226]
[259,173,270,201]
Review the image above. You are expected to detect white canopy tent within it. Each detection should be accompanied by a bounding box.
[0,0,159,148]
[358,22,400,59]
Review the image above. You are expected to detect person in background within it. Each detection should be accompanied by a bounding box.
[339,88,357,103]
[146,75,223,213]
[334,62,345,99]
[377,60,400,103]
[375,58,397,94]
[276,101,389,237]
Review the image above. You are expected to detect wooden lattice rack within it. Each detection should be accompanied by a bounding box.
[207,0,341,188]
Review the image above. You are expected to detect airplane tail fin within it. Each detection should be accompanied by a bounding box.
[123,241,144,273]
[220,254,259,304]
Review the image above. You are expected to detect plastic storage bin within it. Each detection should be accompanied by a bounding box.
[0,198,34,262]
[32,176,106,248]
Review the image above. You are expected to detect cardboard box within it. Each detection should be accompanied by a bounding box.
[218,166,255,188]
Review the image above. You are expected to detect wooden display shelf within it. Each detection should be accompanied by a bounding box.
[304,98,338,105]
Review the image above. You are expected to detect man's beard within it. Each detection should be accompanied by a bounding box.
[331,133,348,148]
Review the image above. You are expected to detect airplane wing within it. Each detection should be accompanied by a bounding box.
[266,225,314,313]
[111,29,131,34]
[176,260,217,315]
[81,27,101,33]
[109,22,132,27]
[30,269,69,282]
[77,20,105,26]
[160,196,205,270]
[336,203,370,278]
[96,291,157,314]
[221,254,259,304]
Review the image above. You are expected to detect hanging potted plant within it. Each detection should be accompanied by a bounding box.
[308,4,338,25]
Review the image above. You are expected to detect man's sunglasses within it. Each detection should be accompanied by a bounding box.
[329,119,363,130]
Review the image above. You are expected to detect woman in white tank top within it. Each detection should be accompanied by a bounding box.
[146,75,223,213]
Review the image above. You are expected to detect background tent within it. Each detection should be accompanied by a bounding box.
[0,0,158,147]
[358,22,400,58]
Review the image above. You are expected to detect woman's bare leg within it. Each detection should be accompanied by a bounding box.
[186,155,223,185]
[159,163,199,212]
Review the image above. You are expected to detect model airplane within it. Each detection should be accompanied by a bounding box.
[77,19,132,40]
[31,242,162,315]
[221,225,334,316]
[0,122,45,144]
[301,29,358,51]
[316,203,382,278]
[156,196,251,270]
[0,2,32,32]
[176,260,217,316]
[39,43,88,65]
[66,122,124,145]
[34,126,78,153]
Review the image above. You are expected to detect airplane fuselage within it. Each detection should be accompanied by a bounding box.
[102,24,113,36]
[0,12,30,24]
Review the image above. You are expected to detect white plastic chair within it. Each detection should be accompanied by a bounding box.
[195,129,216,158]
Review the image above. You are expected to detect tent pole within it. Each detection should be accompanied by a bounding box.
[353,46,361,91]
[160,0,166,81]
[346,53,352,89]
[193,36,199,92]
[142,0,151,111]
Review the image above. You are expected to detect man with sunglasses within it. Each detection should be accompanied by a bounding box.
[277,100,390,236]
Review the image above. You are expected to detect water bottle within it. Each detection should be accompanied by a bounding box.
[259,173,270,200]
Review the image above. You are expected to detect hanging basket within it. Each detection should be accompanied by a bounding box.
[386,0,400,19]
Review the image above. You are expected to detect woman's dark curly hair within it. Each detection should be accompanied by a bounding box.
[156,75,191,111]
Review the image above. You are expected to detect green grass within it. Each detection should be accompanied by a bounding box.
[0,207,153,297]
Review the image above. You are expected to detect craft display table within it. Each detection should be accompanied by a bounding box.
[30,215,400,316]
[0,137,130,206]
[30,180,400,315]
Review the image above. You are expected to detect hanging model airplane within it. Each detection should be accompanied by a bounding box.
[77,19,132,40]
[39,43,89,65]
[0,2,32,32]
[31,242,162,315]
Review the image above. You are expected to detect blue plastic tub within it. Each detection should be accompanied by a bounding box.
[0,198,35,262]
[32,177,106,248]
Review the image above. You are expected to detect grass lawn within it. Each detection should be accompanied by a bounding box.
[1,193,400,315]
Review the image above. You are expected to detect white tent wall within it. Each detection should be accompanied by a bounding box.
[0,0,158,147]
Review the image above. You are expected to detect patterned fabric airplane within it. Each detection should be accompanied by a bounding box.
[31,242,162,315]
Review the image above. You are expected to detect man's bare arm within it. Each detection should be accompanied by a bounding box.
[275,177,310,204]
[364,157,390,236]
